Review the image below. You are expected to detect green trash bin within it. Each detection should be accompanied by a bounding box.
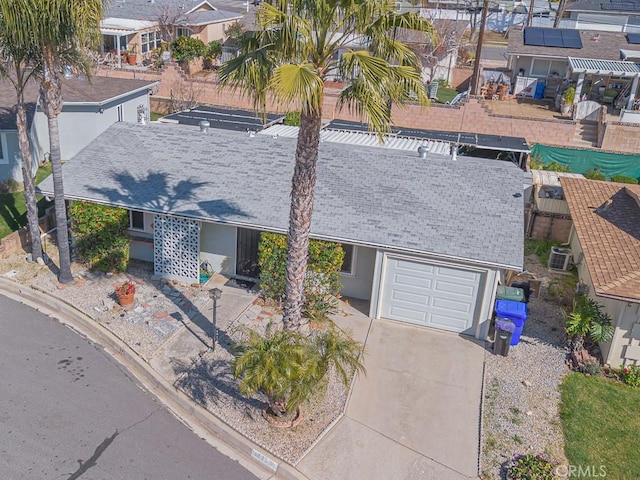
[496,285,525,303]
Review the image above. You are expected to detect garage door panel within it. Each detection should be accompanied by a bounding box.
[394,273,432,289]
[432,297,473,313]
[392,290,431,305]
[388,306,428,323]
[433,280,476,296]
[380,257,483,334]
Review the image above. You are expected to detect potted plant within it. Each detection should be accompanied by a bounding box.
[126,45,138,66]
[561,86,575,115]
[115,280,136,306]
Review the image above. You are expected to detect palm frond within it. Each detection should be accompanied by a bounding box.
[268,63,323,114]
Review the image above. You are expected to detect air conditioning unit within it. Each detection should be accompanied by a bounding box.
[548,246,572,271]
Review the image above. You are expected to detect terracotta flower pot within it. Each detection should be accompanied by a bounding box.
[127,54,137,66]
[117,291,135,306]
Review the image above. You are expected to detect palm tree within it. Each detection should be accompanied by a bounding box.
[0,2,44,262]
[30,0,103,283]
[565,295,614,352]
[220,0,434,330]
[233,323,365,419]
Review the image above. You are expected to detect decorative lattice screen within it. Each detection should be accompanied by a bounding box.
[153,215,200,282]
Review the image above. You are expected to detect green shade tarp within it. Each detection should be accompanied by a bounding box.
[531,144,640,180]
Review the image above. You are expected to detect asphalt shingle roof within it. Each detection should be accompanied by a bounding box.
[105,0,240,23]
[562,177,640,302]
[38,122,524,269]
[0,76,156,130]
[508,27,631,60]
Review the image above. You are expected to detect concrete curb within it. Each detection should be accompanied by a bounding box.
[0,278,308,480]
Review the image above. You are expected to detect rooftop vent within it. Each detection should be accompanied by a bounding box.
[199,120,210,133]
[417,145,429,159]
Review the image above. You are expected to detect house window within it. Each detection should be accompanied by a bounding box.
[530,59,567,78]
[340,244,356,275]
[129,210,145,231]
[0,134,7,165]
[140,30,161,54]
[176,27,190,38]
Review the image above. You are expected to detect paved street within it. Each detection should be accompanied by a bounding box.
[0,294,258,480]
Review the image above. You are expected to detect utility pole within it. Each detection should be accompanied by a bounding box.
[554,0,566,28]
[526,0,535,27]
[470,0,489,95]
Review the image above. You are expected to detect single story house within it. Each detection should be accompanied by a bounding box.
[38,121,524,340]
[562,177,640,367]
[0,75,157,185]
[101,0,242,64]
[507,26,640,111]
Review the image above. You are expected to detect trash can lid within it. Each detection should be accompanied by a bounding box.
[495,299,528,321]
[496,318,516,333]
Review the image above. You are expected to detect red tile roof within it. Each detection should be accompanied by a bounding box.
[562,177,640,302]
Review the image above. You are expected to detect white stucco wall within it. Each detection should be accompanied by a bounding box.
[31,90,151,163]
[200,222,237,276]
[340,246,376,300]
[0,131,23,183]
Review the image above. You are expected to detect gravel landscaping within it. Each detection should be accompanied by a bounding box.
[481,255,575,479]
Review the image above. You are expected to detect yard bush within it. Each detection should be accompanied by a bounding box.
[283,111,301,126]
[258,232,344,312]
[69,201,130,272]
[506,453,557,480]
[610,175,639,184]
[620,364,640,387]
[584,166,606,181]
[170,36,207,63]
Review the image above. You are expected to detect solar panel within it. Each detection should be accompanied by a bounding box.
[561,29,583,48]
[524,27,545,46]
[628,32,640,44]
[544,29,564,47]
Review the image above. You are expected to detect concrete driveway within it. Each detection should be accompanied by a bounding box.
[298,318,485,480]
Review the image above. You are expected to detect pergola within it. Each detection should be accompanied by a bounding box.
[568,57,640,109]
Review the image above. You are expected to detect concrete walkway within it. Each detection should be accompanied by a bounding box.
[298,319,484,480]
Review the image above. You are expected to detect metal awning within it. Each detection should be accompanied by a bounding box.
[568,57,640,76]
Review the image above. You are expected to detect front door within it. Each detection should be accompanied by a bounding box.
[236,228,261,279]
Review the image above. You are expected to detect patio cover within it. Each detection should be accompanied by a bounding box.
[568,57,640,76]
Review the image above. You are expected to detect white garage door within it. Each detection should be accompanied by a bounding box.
[380,257,482,334]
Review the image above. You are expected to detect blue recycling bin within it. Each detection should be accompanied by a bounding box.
[534,83,546,99]
[495,299,528,345]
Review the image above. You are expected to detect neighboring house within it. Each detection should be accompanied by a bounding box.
[37,121,524,340]
[507,26,640,112]
[564,0,640,33]
[562,177,640,368]
[0,75,157,185]
[101,0,242,62]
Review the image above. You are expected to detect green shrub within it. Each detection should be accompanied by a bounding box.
[584,166,606,181]
[69,201,130,272]
[610,175,638,184]
[529,157,572,173]
[283,111,301,126]
[258,232,345,311]
[620,364,640,387]
[507,453,557,480]
[524,239,560,265]
[170,36,207,63]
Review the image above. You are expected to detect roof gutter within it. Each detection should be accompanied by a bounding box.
[43,191,524,272]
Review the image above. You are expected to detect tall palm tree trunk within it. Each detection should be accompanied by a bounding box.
[16,93,43,262]
[282,109,323,330]
[40,56,73,284]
